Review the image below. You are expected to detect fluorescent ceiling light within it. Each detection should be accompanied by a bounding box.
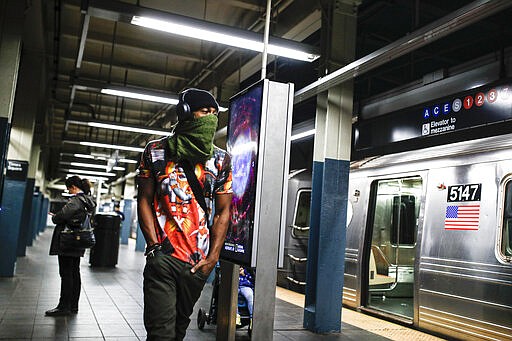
[101,88,179,105]
[60,161,125,171]
[62,168,117,177]
[119,158,138,164]
[68,119,171,136]
[291,128,315,141]
[60,153,139,163]
[61,152,137,164]
[65,174,109,182]
[73,153,94,159]
[75,79,225,113]
[79,141,145,153]
[61,152,106,161]
[89,121,171,135]
[63,140,145,153]
[131,16,319,62]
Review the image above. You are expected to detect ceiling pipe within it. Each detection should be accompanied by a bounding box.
[261,0,272,80]
[66,12,90,113]
[75,14,90,69]
[184,0,296,88]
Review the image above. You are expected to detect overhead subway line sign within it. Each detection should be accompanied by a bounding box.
[353,80,512,157]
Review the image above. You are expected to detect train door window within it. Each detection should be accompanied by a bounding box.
[391,195,416,245]
[365,176,422,320]
[499,179,512,261]
[290,190,311,239]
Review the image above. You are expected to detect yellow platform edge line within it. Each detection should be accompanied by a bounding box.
[274,287,446,341]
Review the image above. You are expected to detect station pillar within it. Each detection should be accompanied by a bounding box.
[25,145,42,246]
[0,0,23,206]
[135,221,146,252]
[14,59,46,252]
[28,190,42,247]
[10,2,47,261]
[304,0,359,333]
[121,176,136,244]
[0,0,25,277]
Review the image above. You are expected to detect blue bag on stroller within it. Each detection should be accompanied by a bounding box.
[197,264,254,335]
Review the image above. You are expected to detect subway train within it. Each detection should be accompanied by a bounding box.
[277,132,512,341]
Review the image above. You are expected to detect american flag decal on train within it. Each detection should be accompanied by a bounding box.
[444,204,480,230]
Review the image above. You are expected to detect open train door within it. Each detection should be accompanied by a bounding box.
[362,176,423,323]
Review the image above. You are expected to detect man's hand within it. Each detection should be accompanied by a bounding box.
[192,193,232,276]
[190,258,217,276]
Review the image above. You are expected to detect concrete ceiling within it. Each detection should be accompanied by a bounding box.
[19,0,512,189]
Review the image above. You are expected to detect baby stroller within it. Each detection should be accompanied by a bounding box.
[197,265,252,335]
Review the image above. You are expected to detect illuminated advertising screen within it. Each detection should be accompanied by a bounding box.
[221,80,264,266]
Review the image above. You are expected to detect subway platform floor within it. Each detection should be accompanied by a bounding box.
[0,227,444,340]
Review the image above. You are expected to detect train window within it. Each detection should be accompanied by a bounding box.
[291,190,311,239]
[391,195,416,245]
[500,180,512,260]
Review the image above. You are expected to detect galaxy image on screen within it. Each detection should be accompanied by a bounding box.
[223,82,263,265]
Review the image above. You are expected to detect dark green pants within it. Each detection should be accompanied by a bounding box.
[143,253,208,341]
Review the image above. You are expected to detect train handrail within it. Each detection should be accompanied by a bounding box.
[285,276,306,286]
[288,254,307,262]
[368,281,398,293]
[289,224,310,239]
[369,247,398,291]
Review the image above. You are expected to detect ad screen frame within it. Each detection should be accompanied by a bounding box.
[221,80,265,266]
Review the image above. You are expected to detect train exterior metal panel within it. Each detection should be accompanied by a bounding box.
[277,169,312,293]
[347,135,512,340]
[343,176,368,309]
[418,163,512,340]
[279,133,512,340]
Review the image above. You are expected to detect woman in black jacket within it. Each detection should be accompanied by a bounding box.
[45,176,96,316]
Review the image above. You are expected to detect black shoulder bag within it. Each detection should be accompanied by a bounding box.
[181,160,209,226]
[60,198,96,250]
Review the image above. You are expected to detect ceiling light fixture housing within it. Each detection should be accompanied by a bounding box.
[63,140,145,153]
[100,88,179,105]
[66,118,172,136]
[60,168,117,177]
[131,16,319,62]
[86,0,320,62]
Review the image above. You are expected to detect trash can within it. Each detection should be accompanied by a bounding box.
[90,213,122,267]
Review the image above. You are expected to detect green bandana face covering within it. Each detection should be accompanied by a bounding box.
[168,114,218,162]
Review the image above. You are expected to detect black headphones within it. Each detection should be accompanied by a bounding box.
[176,90,192,122]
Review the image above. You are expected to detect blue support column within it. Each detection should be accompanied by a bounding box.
[0,179,27,276]
[16,178,34,256]
[27,191,41,246]
[38,197,49,233]
[0,118,10,205]
[135,221,145,252]
[120,199,132,245]
[303,1,357,333]
[304,159,349,332]
[0,1,23,208]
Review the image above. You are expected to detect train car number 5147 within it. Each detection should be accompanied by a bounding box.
[447,183,481,202]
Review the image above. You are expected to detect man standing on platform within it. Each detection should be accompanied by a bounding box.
[136,88,232,340]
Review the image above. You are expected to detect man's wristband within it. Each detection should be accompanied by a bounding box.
[144,243,162,257]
